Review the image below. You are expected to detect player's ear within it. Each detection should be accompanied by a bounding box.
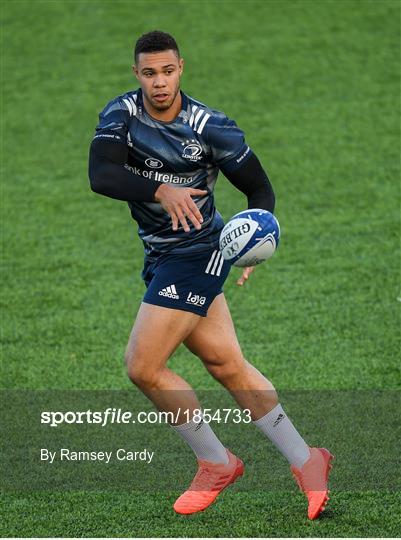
[179,58,184,75]
[132,64,140,80]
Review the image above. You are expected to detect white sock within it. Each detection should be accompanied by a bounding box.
[172,414,229,464]
[253,403,311,467]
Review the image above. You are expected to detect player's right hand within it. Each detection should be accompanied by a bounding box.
[154,184,208,233]
[236,266,255,286]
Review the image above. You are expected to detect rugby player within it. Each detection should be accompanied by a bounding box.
[88,30,333,519]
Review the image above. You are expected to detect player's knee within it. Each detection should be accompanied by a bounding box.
[125,351,156,389]
[205,356,245,384]
[126,361,156,388]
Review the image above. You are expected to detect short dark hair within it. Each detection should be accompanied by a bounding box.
[134,31,180,62]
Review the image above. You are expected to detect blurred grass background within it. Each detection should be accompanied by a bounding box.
[1,0,400,536]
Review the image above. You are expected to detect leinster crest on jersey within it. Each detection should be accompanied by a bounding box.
[181,139,203,162]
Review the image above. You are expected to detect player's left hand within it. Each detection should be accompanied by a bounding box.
[236,266,255,286]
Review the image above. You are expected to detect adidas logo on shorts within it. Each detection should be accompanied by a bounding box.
[158,284,179,300]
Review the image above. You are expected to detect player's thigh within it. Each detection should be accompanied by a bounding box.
[184,293,245,367]
[126,302,200,371]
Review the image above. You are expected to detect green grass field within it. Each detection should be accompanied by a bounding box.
[1,0,400,536]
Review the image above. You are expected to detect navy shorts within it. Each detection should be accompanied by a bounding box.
[142,248,231,317]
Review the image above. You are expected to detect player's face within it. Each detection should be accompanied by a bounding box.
[133,50,184,118]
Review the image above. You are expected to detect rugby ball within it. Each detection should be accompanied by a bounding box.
[219,209,280,267]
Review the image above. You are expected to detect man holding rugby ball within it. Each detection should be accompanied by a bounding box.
[89,30,333,519]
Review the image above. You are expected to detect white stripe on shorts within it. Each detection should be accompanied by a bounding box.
[205,250,218,274]
[215,253,225,277]
[210,251,223,276]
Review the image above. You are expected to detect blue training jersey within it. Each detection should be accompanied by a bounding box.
[93,89,252,260]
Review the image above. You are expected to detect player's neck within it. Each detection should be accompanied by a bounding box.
[142,91,182,123]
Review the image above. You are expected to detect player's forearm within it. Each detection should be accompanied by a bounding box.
[88,140,160,202]
[223,153,275,213]
[89,158,160,202]
[246,183,275,212]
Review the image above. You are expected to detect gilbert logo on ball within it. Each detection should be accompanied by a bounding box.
[219,209,280,267]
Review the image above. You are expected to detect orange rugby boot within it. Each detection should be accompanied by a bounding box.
[291,447,334,520]
[173,449,244,515]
